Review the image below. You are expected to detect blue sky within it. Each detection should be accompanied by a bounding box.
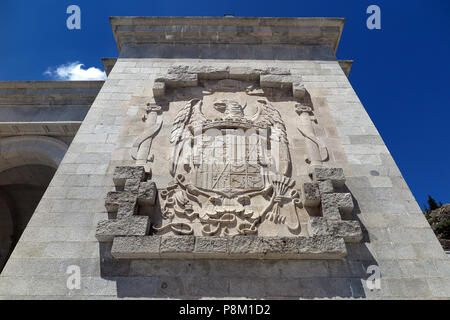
[0,0,449,207]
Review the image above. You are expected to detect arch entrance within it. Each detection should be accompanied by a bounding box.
[0,136,67,272]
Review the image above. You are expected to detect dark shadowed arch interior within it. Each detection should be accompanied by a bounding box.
[0,135,67,272]
[0,164,56,272]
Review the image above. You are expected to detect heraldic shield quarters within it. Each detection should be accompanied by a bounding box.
[96,66,363,260]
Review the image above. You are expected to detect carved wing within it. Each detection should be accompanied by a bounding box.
[170,98,205,144]
[169,99,205,176]
[251,99,288,142]
[251,99,291,176]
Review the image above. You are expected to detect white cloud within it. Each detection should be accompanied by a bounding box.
[44,62,106,80]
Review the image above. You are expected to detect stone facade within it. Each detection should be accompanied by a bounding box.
[0,17,449,299]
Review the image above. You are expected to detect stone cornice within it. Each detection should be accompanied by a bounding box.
[152,65,306,99]
[0,81,104,89]
[0,121,82,137]
[0,81,102,136]
[338,60,353,77]
[0,81,103,107]
[102,58,117,76]
[110,16,345,54]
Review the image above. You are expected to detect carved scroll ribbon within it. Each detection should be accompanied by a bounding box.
[131,104,163,173]
[295,103,328,168]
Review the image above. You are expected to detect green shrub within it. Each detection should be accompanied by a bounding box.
[434,220,450,239]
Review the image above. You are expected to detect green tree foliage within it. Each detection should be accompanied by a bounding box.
[435,220,450,239]
[427,195,440,211]
[423,195,441,216]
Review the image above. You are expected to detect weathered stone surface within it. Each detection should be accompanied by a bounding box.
[110,235,346,260]
[182,66,230,80]
[116,201,137,219]
[155,73,198,87]
[124,178,140,194]
[167,65,190,74]
[302,182,320,206]
[295,236,347,259]
[112,166,146,188]
[137,181,157,207]
[167,65,290,81]
[104,191,137,214]
[321,193,354,220]
[260,74,301,89]
[194,237,228,255]
[313,167,345,187]
[309,217,329,236]
[152,81,165,97]
[259,237,299,257]
[228,67,261,81]
[318,180,334,194]
[95,216,150,242]
[328,221,363,243]
[293,82,306,99]
[111,236,161,259]
[229,236,295,257]
[265,67,290,75]
[228,236,345,259]
[160,236,195,256]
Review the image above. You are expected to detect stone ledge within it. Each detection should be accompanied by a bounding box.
[0,121,82,137]
[110,17,345,53]
[111,235,347,260]
[168,65,230,80]
[313,167,345,187]
[321,193,354,220]
[102,57,117,76]
[155,73,198,87]
[260,74,300,89]
[111,235,160,258]
[328,220,363,243]
[153,66,305,99]
[338,60,353,77]
[112,166,146,188]
[96,216,150,242]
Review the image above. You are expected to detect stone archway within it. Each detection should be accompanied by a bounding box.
[0,135,67,173]
[0,136,68,272]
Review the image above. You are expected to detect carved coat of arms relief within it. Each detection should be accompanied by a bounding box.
[96,65,363,260]
[156,90,311,238]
